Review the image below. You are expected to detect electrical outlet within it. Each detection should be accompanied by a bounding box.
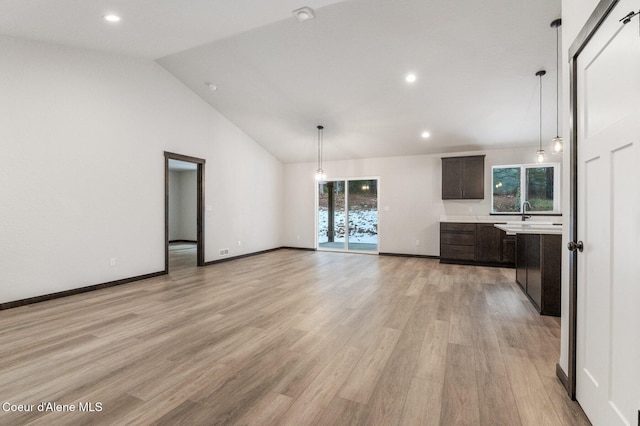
[237,241,242,246]
[109,258,116,267]
[219,249,229,256]
[415,240,420,246]
[297,235,300,240]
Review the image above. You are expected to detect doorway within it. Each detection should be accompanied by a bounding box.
[317,178,379,253]
[164,151,205,272]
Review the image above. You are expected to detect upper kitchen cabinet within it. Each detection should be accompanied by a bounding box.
[441,155,485,199]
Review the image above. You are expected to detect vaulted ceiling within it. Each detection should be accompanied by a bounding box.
[0,0,562,163]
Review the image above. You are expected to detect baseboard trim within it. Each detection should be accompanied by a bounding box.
[439,258,515,268]
[379,252,439,259]
[556,363,569,391]
[4,245,418,310]
[0,271,167,311]
[169,240,197,244]
[280,246,316,251]
[204,247,283,265]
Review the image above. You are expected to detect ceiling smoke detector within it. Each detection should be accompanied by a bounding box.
[293,6,315,22]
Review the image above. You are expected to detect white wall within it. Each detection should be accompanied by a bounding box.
[169,170,182,241]
[283,146,556,255]
[557,0,601,377]
[169,170,197,241]
[0,36,283,304]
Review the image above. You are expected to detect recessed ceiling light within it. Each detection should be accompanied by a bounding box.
[405,73,417,83]
[205,82,217,91]
[103,14,121,23]
[421,131,431,139]
[293,7,316,22]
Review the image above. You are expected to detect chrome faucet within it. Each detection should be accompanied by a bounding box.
[522,201,532,221]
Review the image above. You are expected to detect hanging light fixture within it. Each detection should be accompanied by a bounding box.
[535,70,546,163]
[551,18,563,153]
[314,125,326,180]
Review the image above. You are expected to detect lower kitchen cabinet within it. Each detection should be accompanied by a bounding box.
[440,222,514,267]
[440,223,475,261]
[475,224,504,263]
[515,233,561,316]
[502,235,516,264]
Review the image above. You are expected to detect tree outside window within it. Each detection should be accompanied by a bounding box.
[492,164,560,213]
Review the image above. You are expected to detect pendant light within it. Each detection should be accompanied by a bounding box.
[535,70,546,163]
[314,125,326,180]
[551,18,563,153]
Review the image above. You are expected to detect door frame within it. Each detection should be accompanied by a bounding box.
[164,151,206,271]
[565,0,620,399]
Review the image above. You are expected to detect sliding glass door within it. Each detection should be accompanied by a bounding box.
[318,178,378,253]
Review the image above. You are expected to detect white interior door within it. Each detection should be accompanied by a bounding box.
[575,0,640,424]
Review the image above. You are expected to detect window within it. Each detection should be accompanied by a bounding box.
[492,164,560,213]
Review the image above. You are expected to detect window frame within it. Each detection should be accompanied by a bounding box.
[491,163,561,214]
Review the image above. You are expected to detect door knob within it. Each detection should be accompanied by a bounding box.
[567,241,584,252]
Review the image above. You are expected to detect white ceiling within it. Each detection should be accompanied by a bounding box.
[0,0,345,58]
[0,0,563,164]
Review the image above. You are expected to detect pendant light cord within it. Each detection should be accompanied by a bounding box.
[317,128,321,171]
[317,125,324,173]
[534,69,546,159]
[556,25,560,137]
[320,127,323,169]
[539,73,543,151]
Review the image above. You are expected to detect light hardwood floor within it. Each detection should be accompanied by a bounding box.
[0,249,590,425]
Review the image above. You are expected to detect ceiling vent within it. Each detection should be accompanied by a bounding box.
[293,6,315,22]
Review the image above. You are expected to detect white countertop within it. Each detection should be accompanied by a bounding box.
[494,223,563,235]
[440,215,511,223]
[440,215,563,225]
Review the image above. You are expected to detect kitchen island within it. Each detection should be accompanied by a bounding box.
[494,222,562,316]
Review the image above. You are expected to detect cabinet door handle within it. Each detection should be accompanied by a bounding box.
[567,241,584,252]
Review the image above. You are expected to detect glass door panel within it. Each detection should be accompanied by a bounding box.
[318,181,345,250]
[347,180,378,252]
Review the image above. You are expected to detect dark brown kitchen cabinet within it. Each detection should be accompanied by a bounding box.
[475,224,503,263]
[440,223,476,261]
[515,233,527,285]
[502,235,516,264]
[441,155,485,199]
[515,233,561,316]
[440,222,514,267]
